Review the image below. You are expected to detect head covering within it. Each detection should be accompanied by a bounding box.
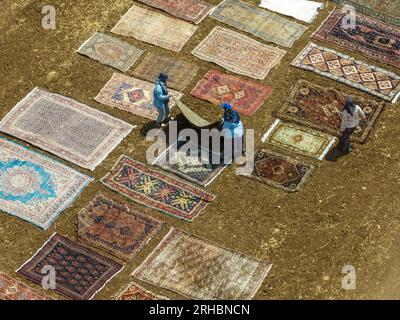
[344,96,355,116]
[221,103,232,111]
[158,72,168,83]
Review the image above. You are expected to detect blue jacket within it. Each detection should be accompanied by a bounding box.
[153,80,170,110]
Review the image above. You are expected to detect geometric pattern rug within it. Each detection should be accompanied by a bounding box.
[312,8,400,69]
[291,42,400,103]
[78,193,164,262]
[0,137,92,230]
[262,119,337,160]
[277,79,385,143]
[95,73,183,121]
[132,228,272,300]
[115,281,168,300]
[101,155,216,222]
[17,233,123,300]
[191,70,273,116]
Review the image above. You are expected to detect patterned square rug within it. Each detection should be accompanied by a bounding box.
[78,193,164,261]
[17,233,123,300]
[291,43,400,103]
[95,73,182,121]
[277,79,385,143]
[101,155,216,222]
[192,26,286,80]
[132,228,272,300]
[0,88,133,171]
[262,119,337,160]
[115,281,168,300]
[112,5,197,52]
[191,70,273,116]
[0,137,92,230]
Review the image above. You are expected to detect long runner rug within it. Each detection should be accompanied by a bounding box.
[312,7,400,69]
[132,228,272,300]
[115,281,168,300]
[0,137,92,230]
[95,73,182,121]
[210,0,307,48]
[291,43,400,103]
[191,70,273,116]
[101,156,216,222]
[277,79,385,143]
[192,26,286,80]
[262,119,337,160]
[112,5,197,52]
[0,88,133,171]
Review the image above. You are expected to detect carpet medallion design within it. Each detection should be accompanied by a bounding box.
[115,282,168,300]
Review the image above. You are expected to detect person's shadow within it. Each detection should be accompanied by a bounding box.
[325,143,348,162]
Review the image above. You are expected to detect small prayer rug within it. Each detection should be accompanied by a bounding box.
[0,272,55,300]
[291,43,400,103]
[78,193,164,261]
[192,26,286,80]
[0,137,92,230]
[312,8,400,68]
[132,53,199,91]
[277,79,385,143]
[239,149,315,192]
[132,228,272,300]
[261,119,337,160]
[115,282,168,300]
[0,88,133,171]
[136,0,214,24]
[101,155,216,222]
[111,5,197,52]
[210,0,307,48]
[76,32,144,72]
[17,233,123,300]
[190,70,273,116]
[95,73,182,121]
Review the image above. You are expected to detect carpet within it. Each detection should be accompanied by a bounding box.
[152,139,228,187]
[101,155,216,222]
[17,233,123,300]
[190,70,273,116]
[239,149,315,192]
[262,119,337,160]
[174,98,214,128]
[291,43,400,103]
[115,281,168,300]
[0,88,133,171]
[312,8,400,69]
[76,32,144,72]
[0,272,55,300]
[192,26,286,80]
[111,5,197,52]
[95,73,182,121]
[132,228,272,300]
[277,79,385,143]
[210,0,307,48]
[132,53,199,91]
[0,137,92,230]
[78,193,164,262]
[136,0,214,24]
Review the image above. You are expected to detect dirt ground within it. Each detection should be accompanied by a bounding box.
[1,0,400,300]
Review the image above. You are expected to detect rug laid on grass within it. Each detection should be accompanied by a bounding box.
[190,70,273,116]
[132,228,272,300]
[238,149,315,192]
[262,119,337,160]
[152,139,229,187]
[76,32,144,72]
[0,88,133,171]
[0,272,55,300]
[17,233,123,300]
[132,53,199,91]
[101,156,216,222]
[277,79,385,143]
[210,0,307,48]
[192,26,286,80]
[111,5,197,52]
[291,43,400,103]
[95,73,182,121]
[78,193,164,262]
[0,137,92,230]
[312,8,400,69]
[115,282,168,300]
[136,0,214,24]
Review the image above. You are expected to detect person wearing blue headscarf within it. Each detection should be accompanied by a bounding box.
[220,103,245,158]
[153,72,173,128]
